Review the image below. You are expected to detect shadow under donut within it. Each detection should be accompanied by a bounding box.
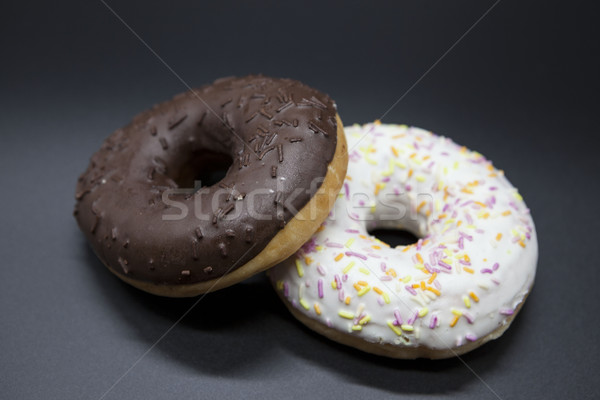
[80,238,527,394]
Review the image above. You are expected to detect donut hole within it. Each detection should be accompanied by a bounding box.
[173,151,233,189]
[368,228,420,248]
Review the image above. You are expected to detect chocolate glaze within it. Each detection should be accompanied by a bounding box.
[75,75,338,285]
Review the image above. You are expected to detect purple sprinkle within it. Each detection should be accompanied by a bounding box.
[359,200,365,206]
[405,184,412,192]
[526,232,531,240]
[345,251,367,260]
[325,242,344,248]
[489,186,497,191]
[344,183,350,200]
[480,268,493,274]
[326,318,333,328]
[318,279,324,298]
[429,315,438,329]
[300,237,318,254]
[342,274,348,282]
[305,281,311,287]
[458,236,464,250]
[407,311,418,325]
[393,187,400,195]
[466,213,473,225]
[492,262,500,271]
[394,309,403,325]
[334,274,342,289]
[475,229,484,234]
[441,151,449,156]
[382,176,391,183]
[345,229,359,234]
[512,236,521,243]
[434,280,442,290]
[317,264,326,276]
[463,312,475,324]
[459,231,473,241]
[429,252,437,266]
[499,308,514,316]
[417,238,423,250]
[377,297,385,306]
[405,285,417,296]
[465,333,477,342]
[283,282,289,297]
[461,200,473,207]
[380,262,387,272]
[380,275,392,281]
[509,201,519,211]
[350,212,360,220]
[338,289,344,302]
[438,260,452,270]
[492,278,501,285]
[442,203,450,213]
[459,259,471,266]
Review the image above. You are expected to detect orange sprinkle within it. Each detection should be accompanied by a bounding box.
[457,220,463,227]
[391,146,399,157]
[357,281,368,287]
[392,133,405,139]
[420,281,426,290]
[467,180,479,187]
[305,257,313,265]
[388,268,397,277]
[450,315,460,327]
[422,239,429,246]
[374,183,384,195]
[427,286,441,296]
[488,173,497,178]
[408,169,414,178]
[481,212,490,219]
[474,201,487,208]
[409,153,417,159]
[423,155,430,161]
[464,254,471,262]
[316,225,325,232]
[469,291,480,302]
[374,119,381,125]
[314,303,322,315]
[463,267,474,274]
[359,234,367,239]
[416,253,424,264]
[373,287,383,295]
[372,245,381,250]
[353,283,362,291]
[402,246,412,252]
[334,253,344,262]
[461,187,474,195]
[412,284,420,289]
[417,201,426,212]
[496,233,503,241]
[487,164,494,171]
[345,175,352,181]
[444,186,449,201]
[502,210,512,216]
[438,213,447,219]
[345,296,351,305]
[428,272,437,284]
[519,240,526,248]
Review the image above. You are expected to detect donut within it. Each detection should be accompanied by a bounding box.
[74,75,348,297]
[269,122,538,359]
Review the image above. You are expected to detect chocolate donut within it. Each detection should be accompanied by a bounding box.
[75,75,348,297]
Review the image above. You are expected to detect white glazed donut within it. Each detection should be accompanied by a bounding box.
[269,122,538,359]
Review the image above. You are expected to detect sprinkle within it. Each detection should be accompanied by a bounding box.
[339,310,355,319]
[493,262,500,271]
[299,298,310,310]
[357,280,368,286]
[427,272,437,284]
[326,242,344,248]
[429,315,438,329]
[334,253,344,262]
[343,261,356,273]
[358,267,371,275]
[318,279,324,298]
[387,321,403,336]
[401,324,414,332]
[500,308,514,316]
[426,286,441,296]
[335,274,342,288]
[451,308,463,316]
[357,287,371,296]
[450,315,460,327]
[373,287,383,295]
[405,286,417,296]
[359,315,371,325]
[466,333,477,342]
[481,268,493,274]
[344,296,351,305]
[351,325,362,331]
[295,260,304,277]
[418,308,429,317]
[314,303,322,315]
[463,267,474,274]
[382,292,391,304]
[463,295,472,308]
[469,291,480,302]
[345,251,367,260]
[391,146,399,157]
[463,312,475,324]
[416,253,424,264]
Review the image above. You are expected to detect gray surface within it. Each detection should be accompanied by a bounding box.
[1,1,599,399]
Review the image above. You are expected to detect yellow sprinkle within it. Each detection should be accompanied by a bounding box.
[463,295,472,308]
[357,287,371,296]
[451,308,463,316]
[304,256,313,265]
[387,321,403,336]
[373,287,383,295]
[391,146,399,157]
[343,261,356,274]
[315,245,323,251]
[416,175,426,182]
[374,182,385,195]
[513,191,523,201]
[401,324,414,332]
[314,303,322,315]
[334,253,344,262]
[331,280,337,289]
[469,291,480,302]
[402,275,412,283]
[418,308,429,317]
[453,161,459,169]
[463,267,474,274]
[299,298,310,310]
[359,315,371,325]
[388,268,397,277]
[382,292,391,304]
[395,160,407,169]
[295,260,304,277]
[450,315,460,327]
[351,325,362,331]
[359,267,370,275]
[339,310,355,319]
[345,296,351,305]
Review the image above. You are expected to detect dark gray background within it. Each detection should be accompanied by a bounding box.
[1,1,599,399]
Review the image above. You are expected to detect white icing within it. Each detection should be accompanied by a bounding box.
[269,123,538,351]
